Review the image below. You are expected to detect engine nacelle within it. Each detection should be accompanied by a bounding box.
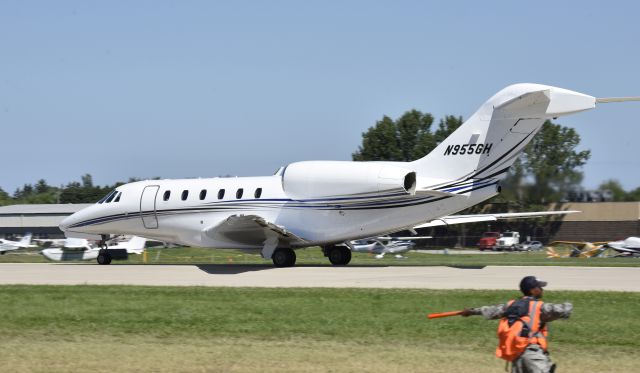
[282,161,416,199]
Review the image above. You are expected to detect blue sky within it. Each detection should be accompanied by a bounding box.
[1,1,639,193]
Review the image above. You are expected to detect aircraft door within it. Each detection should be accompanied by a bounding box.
[140,185,160,229]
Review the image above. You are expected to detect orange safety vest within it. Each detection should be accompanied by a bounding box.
[495,298,548,362]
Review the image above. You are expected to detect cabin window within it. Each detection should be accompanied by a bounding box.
[218,189,225,199]
[181,190,189,201]
[236,188,243,199]
[199,189,207,200]
[163,190,171,201]
[105,191,117,203]
[254,188,262,198]
[114,192,122,202]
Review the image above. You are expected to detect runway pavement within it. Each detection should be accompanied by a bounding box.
[1,263,639,291]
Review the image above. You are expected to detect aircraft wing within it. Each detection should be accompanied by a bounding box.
[413,210,580,229]
[203,214,308,247]
[64,237,90,249]
[605,243,640,254]
[0,245,19,253]
[375,236,433,240]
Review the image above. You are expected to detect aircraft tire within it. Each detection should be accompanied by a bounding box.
[272,248,296,267]
[97,251,112,265]
[328,246,351,266]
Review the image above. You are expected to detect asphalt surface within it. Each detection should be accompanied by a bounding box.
[1,263,639,291]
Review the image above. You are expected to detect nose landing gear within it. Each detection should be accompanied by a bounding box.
[97,234,112,265]
[97,250,112,265]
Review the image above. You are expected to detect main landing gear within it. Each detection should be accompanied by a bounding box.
[272,248,296,267]
[323,245,352,266]
[97,234,112,265]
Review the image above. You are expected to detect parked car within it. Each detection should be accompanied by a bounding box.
[517,240,543,251]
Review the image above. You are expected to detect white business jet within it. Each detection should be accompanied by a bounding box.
[60,83,639,267]
[0,233,35,254]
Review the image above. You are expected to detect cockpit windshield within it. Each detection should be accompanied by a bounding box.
[97,190,117,204]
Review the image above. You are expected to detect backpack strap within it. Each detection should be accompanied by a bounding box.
[526,300,539,338]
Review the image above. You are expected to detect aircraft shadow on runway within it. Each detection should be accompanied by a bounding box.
[194,263,399,274]
[194,264,486,274]
[195,264,277,274]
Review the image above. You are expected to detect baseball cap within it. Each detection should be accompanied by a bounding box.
[519,276,548,295]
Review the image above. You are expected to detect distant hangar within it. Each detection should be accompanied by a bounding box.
[550,202,640,242]
[0,204,91,239]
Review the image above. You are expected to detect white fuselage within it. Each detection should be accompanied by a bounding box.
[61,175,496,249]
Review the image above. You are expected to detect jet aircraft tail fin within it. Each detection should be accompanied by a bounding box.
[125,236,147,252]
[18,233,33,247]
[410,84,597,191]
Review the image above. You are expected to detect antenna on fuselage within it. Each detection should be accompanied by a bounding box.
[596,97,640,103]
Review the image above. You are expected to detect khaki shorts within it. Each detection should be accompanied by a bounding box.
[512,345,555,373]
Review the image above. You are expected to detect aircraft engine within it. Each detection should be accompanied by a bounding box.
[281,161,416,199]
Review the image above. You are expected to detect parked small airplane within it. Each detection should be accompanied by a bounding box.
[32,238,69,248]
[40,237,97,261]
[40,236,146,261]
[546,241,608,258]
[350,236,432,259]
[0,233,35,254]
[547,237,640,258]
[60,83,639,266]
[605,237,640,256]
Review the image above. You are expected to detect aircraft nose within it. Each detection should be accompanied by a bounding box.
[59,212,79,233]
[59,216,71,232]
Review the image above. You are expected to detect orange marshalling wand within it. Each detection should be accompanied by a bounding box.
[427,310,463,319]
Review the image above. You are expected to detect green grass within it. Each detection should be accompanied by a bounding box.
[0,286,638,372]
[3,245,639,267]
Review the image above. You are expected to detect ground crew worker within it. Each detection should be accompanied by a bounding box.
[460,276,572,373]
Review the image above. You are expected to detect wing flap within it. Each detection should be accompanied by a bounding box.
[203,214,307,247]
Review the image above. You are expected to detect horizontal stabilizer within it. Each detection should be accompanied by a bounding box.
[414,210,580,229]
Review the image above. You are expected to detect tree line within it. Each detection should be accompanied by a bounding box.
[0,174,145,206]
[596,179,640,202]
